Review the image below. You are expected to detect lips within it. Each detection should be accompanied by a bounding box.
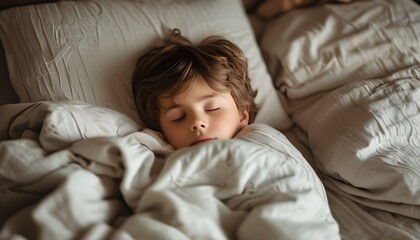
[190,136,217,146]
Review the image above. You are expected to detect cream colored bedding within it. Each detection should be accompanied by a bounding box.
[1,0,420,239]
[259,0,420,238]
[0,101,339,239]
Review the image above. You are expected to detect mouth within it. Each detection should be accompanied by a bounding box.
[190,137,217,146]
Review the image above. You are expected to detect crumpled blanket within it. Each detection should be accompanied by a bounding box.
[0,101,340,240]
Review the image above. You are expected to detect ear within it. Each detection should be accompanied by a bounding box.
[239,109,250,127]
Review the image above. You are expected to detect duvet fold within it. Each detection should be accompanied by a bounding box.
[0,101,339,240]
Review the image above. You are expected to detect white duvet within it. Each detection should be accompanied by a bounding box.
[0,101,339,240]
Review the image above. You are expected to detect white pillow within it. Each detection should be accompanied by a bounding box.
[0,0,292,130]
[260,0,420,100]
[307,68,420,217]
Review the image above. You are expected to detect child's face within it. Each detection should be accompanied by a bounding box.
[159,76,249,149]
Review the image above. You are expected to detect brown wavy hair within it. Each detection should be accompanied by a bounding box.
[132,29,257,131]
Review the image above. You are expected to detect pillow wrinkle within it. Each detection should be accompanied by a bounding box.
[261,0,420,101]
[0,0,292,131]
[308,72,420,211]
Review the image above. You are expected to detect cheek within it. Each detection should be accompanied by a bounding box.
[211,110,242,133]
[159,120,172,137]
[160,122,175,138]
[165,131,188,150]
[160,123,187,147]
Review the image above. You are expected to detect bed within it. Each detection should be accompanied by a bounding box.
[0,0,419,239]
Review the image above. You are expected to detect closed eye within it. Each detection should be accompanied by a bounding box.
[172,115,185,122]
[206,107,220,112]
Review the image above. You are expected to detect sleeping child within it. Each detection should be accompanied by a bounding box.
[131,28,257,149]
[125,28,340,239]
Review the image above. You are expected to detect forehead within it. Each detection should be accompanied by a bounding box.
[163,73,229,97]
[159,76,230,108]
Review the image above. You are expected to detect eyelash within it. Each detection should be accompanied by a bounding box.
[170,108,220,123]
[206,107,220,112]
[172,115,185,122]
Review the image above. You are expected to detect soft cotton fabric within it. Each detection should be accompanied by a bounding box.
[0,0,292,130]
[0,101,338,239]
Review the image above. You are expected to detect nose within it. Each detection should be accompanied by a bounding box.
[190,118,208,131]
